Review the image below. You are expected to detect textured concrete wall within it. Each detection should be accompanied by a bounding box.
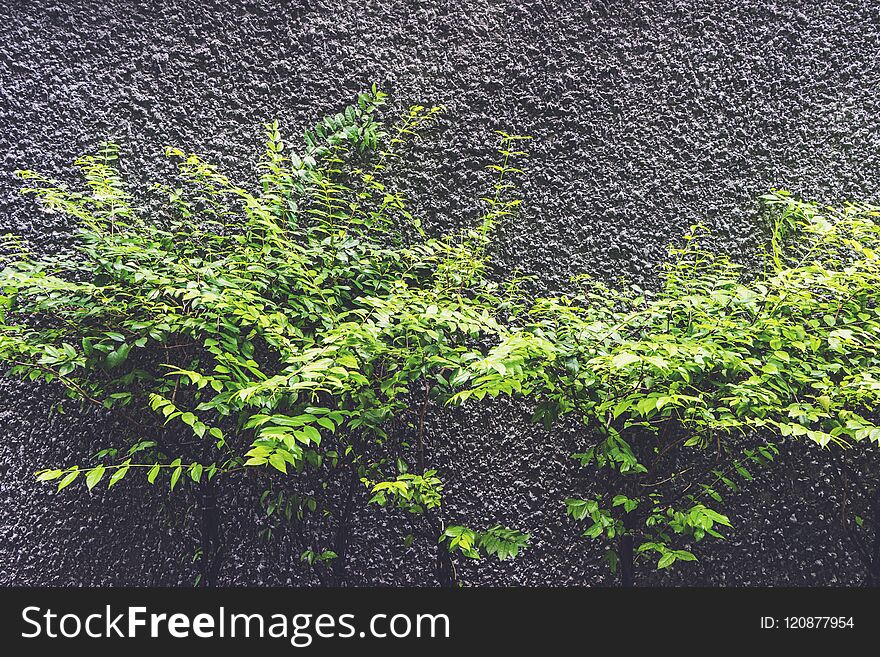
[1,0,879,586]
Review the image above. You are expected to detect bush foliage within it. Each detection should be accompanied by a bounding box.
[456,192,880,581]
[2,89,878,585]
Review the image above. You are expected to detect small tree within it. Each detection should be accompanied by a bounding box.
[0,88,528,586]
[453,191,880,585]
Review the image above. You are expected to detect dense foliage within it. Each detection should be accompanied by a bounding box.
[0,88,530,585]
[2,89,878,586]
[456,192,880,583]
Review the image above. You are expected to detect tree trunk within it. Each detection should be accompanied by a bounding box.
[869,485,880,587]
[619,534,634,588]
[331,466,359,586]
[618,500,640,587]
[199,479,223,587]
[424,511,455,587]
[435,537,456,587]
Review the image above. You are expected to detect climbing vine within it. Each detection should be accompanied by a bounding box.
[3,87,879,586]
[0,87,529,585]
[454,191,880,584]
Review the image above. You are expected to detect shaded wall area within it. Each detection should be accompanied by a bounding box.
[1,0,879,586]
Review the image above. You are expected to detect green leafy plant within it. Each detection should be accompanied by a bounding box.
[6,84,879,588]
[364,467,530,582]
[451,191,880,585]
[0,87,529,586]
[354,129,533,584]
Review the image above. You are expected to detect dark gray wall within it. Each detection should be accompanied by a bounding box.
[1,0,879,586]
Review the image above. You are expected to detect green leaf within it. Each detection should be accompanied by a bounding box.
[36,469,64,482]
[86,465,106,490]
[673,550,697,562]
[604,550,619,574]
[108,460,130,488]
[611,353,641,369]
[300,425,322,445]
[170,464,183,490]
[316,417,335,432]
[57,469,79,491]
[612,399,632,420]
[582,523,604,539]
[657,553,676,569]
[105,343,132,368]
[147,463,160,484]
[269,453,288,473]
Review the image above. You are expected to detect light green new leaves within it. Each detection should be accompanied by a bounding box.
[36,469,64,482]
[441,524,530,562]
[611,352,641,369]
[86,464,106,490]
[108,460,130,488]
[57,468,79,491]
[170,459,183,491]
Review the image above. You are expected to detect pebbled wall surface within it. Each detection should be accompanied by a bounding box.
[1,0,880,586]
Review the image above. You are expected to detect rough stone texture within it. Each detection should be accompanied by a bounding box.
[1,0,879,586]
